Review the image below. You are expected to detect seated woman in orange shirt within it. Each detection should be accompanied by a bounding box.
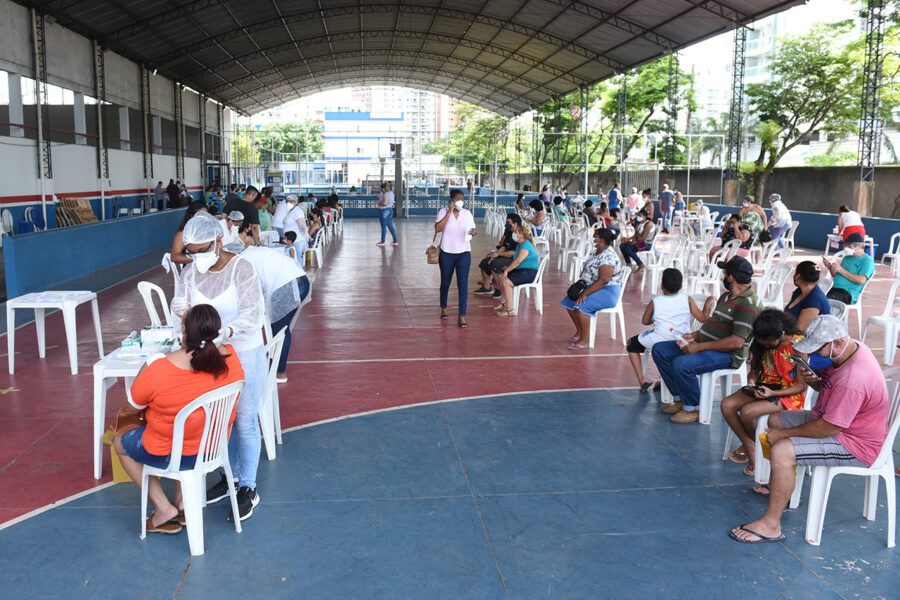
[113,304,244,534]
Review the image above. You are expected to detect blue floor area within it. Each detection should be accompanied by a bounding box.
[2,389,898,599]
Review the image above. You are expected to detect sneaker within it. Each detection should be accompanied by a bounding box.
[639,381,653,392]
[474,286,493,295]
[206,473,238,504]
[491,290,502,299]
[670,409,699,424]
[391,241,400,246]
[660,401,683,414]
[276,375,288,383]
[376,242,385,247]
[228,486,260,522]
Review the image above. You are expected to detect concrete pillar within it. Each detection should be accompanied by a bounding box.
[724,179,741,206]
[7,73,24,138]
[119,106,130,151]
[73,92,86,145]
[152,115,161,154]
[853,180,874,217]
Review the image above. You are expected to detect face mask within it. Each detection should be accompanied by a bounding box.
[635,216,643,222]
[512,233,519,242]
[230,225,239,236]
[455,200,464,209]
[505,222,513,232]
[722,275,731,290]
[194,250,218,274]
[742,202,750,208]
[808,352,834,371]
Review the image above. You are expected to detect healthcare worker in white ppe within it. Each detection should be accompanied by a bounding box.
[171,211,266,522]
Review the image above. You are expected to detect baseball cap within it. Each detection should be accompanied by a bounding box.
[716,256,754,284]
[792,315,848,354]
[844,232,865,245]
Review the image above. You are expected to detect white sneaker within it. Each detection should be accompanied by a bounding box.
[276,375,288,383]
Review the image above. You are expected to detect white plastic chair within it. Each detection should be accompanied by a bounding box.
[783,221,800,251]
[131,207,143,216]
[511,255,549,314]
[259,327,286,461]
[137,281,173,327]
[140,380,245,556]
[881,232,900,275]
[799,370,900,547]
[862,279,900,365]
[118,207,130,217]
[844,274,873,337]
[161,253,182,295]
[587,268,631,348]
[309,232,324,268]
[696,365,747,425]
[759,263,793,310]
[828,299,847,323]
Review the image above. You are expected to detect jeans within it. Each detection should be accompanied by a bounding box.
[660,205,671,230]
[379,207,398,242]
[271,308,297,375]
[769,222,790,248]
[621,243,646,266]
[228,344,266,489]
[439,251,471,316]
[651,341,733,410]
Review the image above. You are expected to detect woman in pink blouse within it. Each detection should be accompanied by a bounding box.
[435,189,477,328]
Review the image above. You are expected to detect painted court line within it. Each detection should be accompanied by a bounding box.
[0,482,118,532]
[288,353,629,365]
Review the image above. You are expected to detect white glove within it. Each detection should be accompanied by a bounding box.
[213,326,233,347]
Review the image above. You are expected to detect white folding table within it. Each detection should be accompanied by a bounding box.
[92,348,144,479]
[6,290,104,375]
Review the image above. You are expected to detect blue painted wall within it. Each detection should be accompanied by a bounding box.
[4,208,186,298]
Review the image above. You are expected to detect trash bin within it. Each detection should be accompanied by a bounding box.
[867,243,878,259]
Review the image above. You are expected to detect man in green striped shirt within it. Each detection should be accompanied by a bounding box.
[651,257,762,424]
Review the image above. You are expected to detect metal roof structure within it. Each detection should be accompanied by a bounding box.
[23,0,805,116]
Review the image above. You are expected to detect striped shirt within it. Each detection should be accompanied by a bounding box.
[697,287,762,368]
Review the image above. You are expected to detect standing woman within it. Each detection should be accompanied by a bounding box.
[171,212,266,522]
[837,204,865,241]
[738,195,767,241]
[377,182,399,247]
[560,228,625,350]
[171,201,210,265]
[435,189,477,328]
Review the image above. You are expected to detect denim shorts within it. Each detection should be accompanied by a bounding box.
[559,285,622,316]
[507,268,537,286]
[121,426,197,470]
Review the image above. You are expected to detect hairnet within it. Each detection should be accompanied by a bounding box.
[227,210,245,221]
[285,194,298,202]
[182,211,223,245]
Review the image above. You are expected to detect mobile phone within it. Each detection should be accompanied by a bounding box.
[792,355,821,379]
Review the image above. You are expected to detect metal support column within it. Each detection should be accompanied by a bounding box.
[31,8,52,228]
[174,82,184,181]
[199,94,207,189]
[92,40,108,220]
[492,133,498,209]
[140,64,153,198]
[724,27,747,182]
[216,103,226,188]
[857,0,885,183]
[614,74,627,186]
[581,87,589,196]
[663,54,680,178]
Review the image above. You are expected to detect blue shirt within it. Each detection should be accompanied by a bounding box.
[514,240,539,271]
[786,286,831,320]
[659,190,674,210]
[608,188,620,209]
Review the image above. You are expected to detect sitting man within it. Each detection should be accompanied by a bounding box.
[652,256,762,424]
[729,315,889,543]
[823,232,875,306]
[474,213,519,297]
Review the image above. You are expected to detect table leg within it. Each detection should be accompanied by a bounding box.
[93,374,108,480]
[90,298,104,357]
[34,308,46,358]
[62,304,79,375]
[6,305,14,374]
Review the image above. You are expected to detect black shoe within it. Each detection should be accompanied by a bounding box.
[206,473,238,504]
[228,486,260,522]
[474,286,493,295]
[491,290,502,298]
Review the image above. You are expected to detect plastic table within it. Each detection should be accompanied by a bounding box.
[6,290,103,375]
[91,347,145,479]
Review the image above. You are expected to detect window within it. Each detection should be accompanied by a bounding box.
[0,71,8,105]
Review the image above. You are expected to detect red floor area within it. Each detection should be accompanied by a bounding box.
[1,218,898,524]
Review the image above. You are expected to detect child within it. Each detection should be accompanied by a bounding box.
[283,230,307,266]
[627,268,710,391]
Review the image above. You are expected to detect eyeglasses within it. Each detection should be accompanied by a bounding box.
[183,242,214,257]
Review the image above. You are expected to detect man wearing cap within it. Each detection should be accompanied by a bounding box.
[822,232,874,306]
[225,185,261,246]
[767,193,792,249]
[730,315,889,543]
[652,256,762,423]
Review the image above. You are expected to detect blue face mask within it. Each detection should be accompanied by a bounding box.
[807,353,834,371]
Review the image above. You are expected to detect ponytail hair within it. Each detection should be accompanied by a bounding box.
[183,304,230,378]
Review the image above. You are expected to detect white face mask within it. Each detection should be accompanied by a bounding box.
[512,232,519,242]
[230,225,239,236]
[455,200,464,209]
[742,202,750,208]
[194,249,218,274]
[635,216,643,222]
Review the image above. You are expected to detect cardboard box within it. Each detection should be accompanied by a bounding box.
[102,429,133,483]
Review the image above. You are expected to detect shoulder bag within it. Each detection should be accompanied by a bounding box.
[111,405,146,436]
[426,232,441,265]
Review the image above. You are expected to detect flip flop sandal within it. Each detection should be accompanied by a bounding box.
[567,343,591,351]
[728,448,750,464]
[751,484,770,496]
[743,464,755,477]
[493,303,508,311]
[440,313,449,320]
[567,335,582,343]
[728,524,785,544]
[497,310,516,317]
[176,510,186,526]
[458,319,469,328]
[146,516,182,535]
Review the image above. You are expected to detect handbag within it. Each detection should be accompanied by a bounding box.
[635,240,648,252]
[426,232,441,265]
[111,405,146,436]
[567,280,588,301]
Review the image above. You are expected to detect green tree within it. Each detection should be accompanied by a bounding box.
[744,24,861,201]
[249,121,324,163]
